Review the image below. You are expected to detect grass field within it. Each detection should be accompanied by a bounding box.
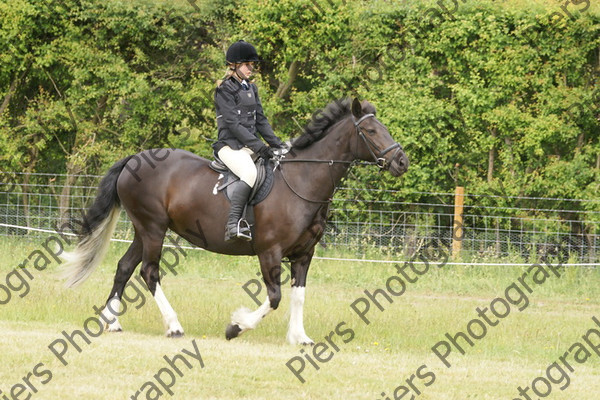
[0,235,599,399]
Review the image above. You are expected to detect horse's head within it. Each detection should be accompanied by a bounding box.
[351,98,409,177]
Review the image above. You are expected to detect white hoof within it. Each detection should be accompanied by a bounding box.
[104,320,123,332]
[287,331,314,346]
[166,322,185,338]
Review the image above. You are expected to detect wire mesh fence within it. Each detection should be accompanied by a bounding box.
[325,188,600,263]
[1,171,599,264]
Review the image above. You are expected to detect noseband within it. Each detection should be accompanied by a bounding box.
[353,113,402,169]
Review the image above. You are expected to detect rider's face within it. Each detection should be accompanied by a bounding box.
[237,62,254,79]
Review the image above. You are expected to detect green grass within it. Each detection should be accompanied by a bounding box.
[1,235,599,399]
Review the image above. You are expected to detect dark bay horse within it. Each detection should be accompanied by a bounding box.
[61,98,408,344]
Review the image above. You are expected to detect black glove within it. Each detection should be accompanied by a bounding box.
[257,145,274,159]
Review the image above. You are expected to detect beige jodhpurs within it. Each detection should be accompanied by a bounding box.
[217,146,257,187]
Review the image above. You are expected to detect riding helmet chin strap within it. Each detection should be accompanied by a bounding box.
[234,65,249,82]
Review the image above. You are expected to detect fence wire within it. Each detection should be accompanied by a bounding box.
[1,172,599,264]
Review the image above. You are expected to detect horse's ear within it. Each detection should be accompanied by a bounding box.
[351,97,363,118]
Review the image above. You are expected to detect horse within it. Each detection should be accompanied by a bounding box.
[61,97,409,344]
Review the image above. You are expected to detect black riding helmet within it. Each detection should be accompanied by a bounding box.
[226,40,260,64]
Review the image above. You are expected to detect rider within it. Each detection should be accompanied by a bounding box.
[213,40,288,242]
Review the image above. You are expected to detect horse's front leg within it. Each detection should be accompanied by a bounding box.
[287,249,315,345]
[226,249,282,340]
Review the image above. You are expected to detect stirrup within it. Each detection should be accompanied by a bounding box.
[236,219,252,241]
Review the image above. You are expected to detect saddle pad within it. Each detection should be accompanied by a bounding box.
[249,159,274,205]
[211,159,275,205]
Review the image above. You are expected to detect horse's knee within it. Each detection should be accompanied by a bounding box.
[268,287,281,310]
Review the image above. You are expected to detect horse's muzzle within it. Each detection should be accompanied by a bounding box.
[387,149,409,177]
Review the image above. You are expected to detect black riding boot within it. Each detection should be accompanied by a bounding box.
[224,181,253,242]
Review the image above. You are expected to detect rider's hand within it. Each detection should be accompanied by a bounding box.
[258,145,274,159]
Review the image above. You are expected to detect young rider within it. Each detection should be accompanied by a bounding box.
[213,40,288,242]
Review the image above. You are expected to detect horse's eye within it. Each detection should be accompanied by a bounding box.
[367,129,376,135]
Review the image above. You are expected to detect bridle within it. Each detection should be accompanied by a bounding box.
[353,113,402,170]
[277,113,402,203]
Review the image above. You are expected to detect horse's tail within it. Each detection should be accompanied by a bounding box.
[62,155,134,288]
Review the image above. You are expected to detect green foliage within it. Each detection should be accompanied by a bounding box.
[1,0,599,220]
[0,0,221,174]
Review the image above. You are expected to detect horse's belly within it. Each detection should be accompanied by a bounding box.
[167,195,255,256]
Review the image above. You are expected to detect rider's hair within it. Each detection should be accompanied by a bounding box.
[216,67,235,87]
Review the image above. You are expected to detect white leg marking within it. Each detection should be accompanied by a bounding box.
[287,286,314,345]
[231,296,273,334]
[154,283,184,336]
[101,293,123,332]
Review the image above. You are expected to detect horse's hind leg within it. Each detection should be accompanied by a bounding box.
[99,234,143,332]
[139,230,185,338]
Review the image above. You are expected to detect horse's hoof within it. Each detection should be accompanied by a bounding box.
[167,330,185,338]
[104,326,123,333]
[103,321,123,333]
[287,333,314,345]
[226,323,242,340]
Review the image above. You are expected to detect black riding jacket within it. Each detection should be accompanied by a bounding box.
[212,77,283,154]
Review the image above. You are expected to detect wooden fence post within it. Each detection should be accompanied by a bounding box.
[452,186,465,258]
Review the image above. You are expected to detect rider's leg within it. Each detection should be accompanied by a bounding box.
[217,146,257,242]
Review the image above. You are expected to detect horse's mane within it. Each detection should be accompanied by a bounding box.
[292,98,353,149]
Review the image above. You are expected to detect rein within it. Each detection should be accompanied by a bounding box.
[276,113,399,204]
[277,159,352,204]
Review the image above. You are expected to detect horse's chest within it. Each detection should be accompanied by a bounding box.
[289,205,329,257]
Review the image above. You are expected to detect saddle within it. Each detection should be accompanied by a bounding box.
[209,156,274,205]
